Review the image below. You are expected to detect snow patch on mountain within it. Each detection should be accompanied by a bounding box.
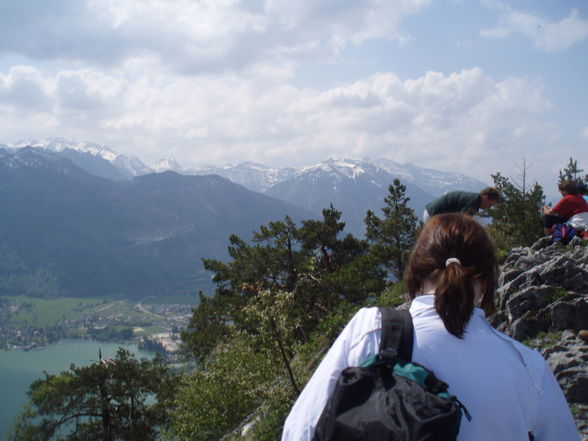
[11,137,118,161]
[112,155,153,177]
[9,137,153,178]
[300,158,368,180]
[189,157,489,197]
[151,158,184,173]
[193,161,297,192]
[0,146,77,176]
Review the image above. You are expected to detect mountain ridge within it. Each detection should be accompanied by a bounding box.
[0,147,312,298]
[6,138,489,195]
[5,138,491,236]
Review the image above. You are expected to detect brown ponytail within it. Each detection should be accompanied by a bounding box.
[403,213,497,338]
[435,262,475,338]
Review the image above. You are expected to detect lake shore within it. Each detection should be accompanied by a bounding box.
[0,339,156,441]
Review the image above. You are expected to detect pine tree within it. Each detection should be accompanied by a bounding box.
[181,209,386,362]
[558,157,585,185]
[364,179,419,281]
[486,172,545,255]
[10,349,174,441]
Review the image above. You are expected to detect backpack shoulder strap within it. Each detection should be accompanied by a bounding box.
[379,307,414,362]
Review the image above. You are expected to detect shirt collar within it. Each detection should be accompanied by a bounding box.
[409,294,486,318]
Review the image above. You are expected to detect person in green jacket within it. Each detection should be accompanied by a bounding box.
[423,187,500,222]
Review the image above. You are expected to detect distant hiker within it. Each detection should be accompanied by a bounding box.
[541,180,588,235]
[281,214,580,441]
[423,187,500,222]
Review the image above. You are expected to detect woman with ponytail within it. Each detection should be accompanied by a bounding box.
[404,212,498,338]
[282,213,579,441]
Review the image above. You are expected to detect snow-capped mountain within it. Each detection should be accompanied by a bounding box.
[111,153,153,177]
[261,158,431,235]
[0,145,84,175]
[151,158,184,173]
[373,158,488,195]
[9,137,152,180]
[11,138,488,197]
[8,138,490,235]
[192,158,487,197]
[218,158,489,235]
[11,137,119,161]
[193,162,298,192]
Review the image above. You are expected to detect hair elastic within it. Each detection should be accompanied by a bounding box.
[445,258,461,267]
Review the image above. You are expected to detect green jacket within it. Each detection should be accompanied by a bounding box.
[425,191,481,217]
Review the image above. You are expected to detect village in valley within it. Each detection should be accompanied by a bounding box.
[0,296,195,358]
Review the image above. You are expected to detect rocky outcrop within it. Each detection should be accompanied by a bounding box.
[492,237,588,437]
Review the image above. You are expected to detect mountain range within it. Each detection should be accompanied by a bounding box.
[5,137,489,234]
[0,137,489,298]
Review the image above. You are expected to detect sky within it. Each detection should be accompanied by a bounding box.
[1,0,587,194]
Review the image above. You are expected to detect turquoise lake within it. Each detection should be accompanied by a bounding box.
[0,340,154,441]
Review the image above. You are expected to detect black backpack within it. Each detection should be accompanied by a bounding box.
[311,308,470,441]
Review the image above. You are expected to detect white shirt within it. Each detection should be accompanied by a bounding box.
[281,295,580,441]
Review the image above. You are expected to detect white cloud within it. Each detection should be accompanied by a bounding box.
[481,7,588,51]
[0,0,582,195]
[0,66,52,110]
[0,0,572,184]
[55,70,126,110]
[0,0,430,74]
[581,127,588,141]
[536,9,588,51]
